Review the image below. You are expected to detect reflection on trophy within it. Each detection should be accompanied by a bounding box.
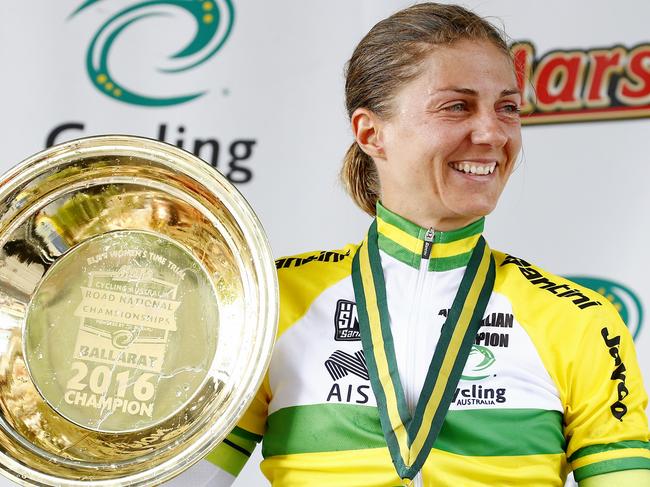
[0,136,278,485]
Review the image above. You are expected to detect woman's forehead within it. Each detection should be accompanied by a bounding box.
[413,40,519,94]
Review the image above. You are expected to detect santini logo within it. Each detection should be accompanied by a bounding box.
[71,0,235,106]
[501,255,602,310]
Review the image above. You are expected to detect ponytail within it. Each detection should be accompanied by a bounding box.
[340,142,379,216]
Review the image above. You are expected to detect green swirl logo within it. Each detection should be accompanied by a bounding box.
[567,276,644,340]
[461,345,495,381]
[71,0,235,106]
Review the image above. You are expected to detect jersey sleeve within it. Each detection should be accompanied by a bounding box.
[563,301,650,482]
[203,375,269,477]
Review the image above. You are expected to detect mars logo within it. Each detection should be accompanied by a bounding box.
[567,276,644,340]
[512,41,650,124]
[71,0,235,106]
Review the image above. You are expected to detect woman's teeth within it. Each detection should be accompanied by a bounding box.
[450,162,496,175]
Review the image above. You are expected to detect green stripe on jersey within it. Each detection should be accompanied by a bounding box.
[232,426,263,443]
[263,404,564,458]
[428,250,473,272]
[573,457,650,482]
[377,234,419,269]
[377,235,475,271]
[569,440,650,462]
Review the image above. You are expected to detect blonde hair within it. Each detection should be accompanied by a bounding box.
[341,3,511,216]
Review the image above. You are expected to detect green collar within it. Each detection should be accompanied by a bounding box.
[376,203,485,272]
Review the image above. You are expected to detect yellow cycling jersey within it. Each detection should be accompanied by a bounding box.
[215,204,649,486]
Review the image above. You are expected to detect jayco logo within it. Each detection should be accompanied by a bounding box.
[71,0,235,106]
[601,327,629,421]
[567,276,644,340]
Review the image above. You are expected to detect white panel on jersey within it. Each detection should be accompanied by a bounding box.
[268,276,377,414]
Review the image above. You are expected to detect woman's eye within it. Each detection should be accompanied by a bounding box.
[444,102,467,112]
[501,104,521,114]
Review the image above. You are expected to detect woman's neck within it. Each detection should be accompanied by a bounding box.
[379,200,481,232]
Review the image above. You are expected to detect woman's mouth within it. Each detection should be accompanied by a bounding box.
[449,161,497,175]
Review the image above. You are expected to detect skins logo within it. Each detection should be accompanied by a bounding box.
[71,0,235,106]
[512,41,650,125]
[567,276,644,340]
[461,345,495,381]
[334,299,360,341]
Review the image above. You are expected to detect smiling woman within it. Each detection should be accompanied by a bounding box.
[178,3,650,487]
[349,39,522,230]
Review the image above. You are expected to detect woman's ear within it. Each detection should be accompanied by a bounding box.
[351,108,385,160]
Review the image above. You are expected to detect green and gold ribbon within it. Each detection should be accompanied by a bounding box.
[352,220,495,481]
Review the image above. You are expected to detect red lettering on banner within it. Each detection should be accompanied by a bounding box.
[533,51,587,110]
[585,48,625,107]
[510,41,650,125]
[511,42,535,115]
[618,46,650,105]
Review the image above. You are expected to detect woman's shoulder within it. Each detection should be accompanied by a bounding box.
[491,249,627,334]
[273,242,360,301]
[274,243,360,273]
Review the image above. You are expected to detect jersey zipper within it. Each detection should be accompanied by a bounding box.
[406,228,434,487]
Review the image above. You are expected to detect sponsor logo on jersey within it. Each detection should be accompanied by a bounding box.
[324,350,368,381]
[502,255,602,310]
[460,345,496,381]
[567,276,643,340]
[324,350,370,404]
[334,300,360,341]
[453,384,506,406]
[275,250,351,269]
[512,41,650,125]
[71,0,235,106]
[601,327,629,421]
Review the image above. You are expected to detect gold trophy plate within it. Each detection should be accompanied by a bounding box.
[0,136,278,485]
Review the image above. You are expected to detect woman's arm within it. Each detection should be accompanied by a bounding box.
[579,469,650,486]
[164,428,259,486]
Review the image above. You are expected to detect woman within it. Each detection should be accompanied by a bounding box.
[203,3,650,486]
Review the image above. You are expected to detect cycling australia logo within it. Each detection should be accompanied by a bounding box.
[461,345,496,381]
[567,276,644,340]
[70,0,235,106]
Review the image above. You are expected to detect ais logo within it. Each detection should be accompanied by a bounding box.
[567,277,644,340]
[71,0,235,106]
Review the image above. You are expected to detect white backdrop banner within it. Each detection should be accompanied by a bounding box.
[0,1,648,485]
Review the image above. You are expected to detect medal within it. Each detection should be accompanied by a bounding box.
[352,220,495,481]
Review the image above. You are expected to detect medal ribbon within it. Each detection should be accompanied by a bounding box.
[352,220,495,481]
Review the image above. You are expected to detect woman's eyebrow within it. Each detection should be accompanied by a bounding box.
[435,87,520,97]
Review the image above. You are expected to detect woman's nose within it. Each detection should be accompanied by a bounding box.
[470,111,509,148]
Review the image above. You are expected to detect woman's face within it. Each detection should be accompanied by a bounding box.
[370,39,522,230]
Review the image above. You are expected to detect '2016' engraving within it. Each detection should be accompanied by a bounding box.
[64,361,155,418]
